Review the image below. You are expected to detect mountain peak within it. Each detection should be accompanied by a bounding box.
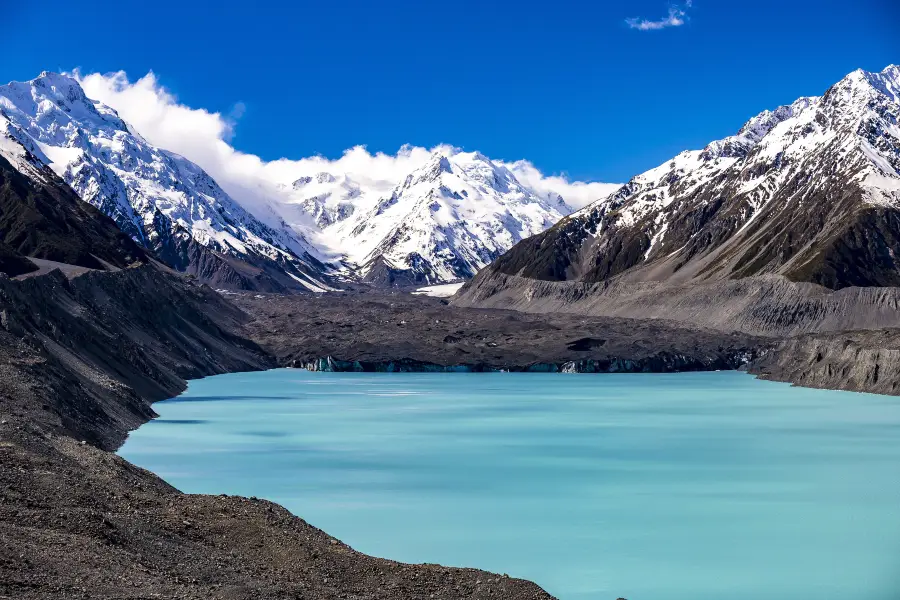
[831,65,900,102]
[475,64,900,295]
[1,70,336,292]
[31,71,86,100]
[415,154,454,182]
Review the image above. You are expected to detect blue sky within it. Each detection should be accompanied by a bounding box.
[3,0,898,183]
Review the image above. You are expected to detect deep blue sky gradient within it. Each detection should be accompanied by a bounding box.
[3,0,898,182]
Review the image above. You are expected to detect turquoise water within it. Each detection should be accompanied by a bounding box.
[119,370,900,599]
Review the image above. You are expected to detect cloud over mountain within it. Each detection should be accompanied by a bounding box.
[74,71,615,211]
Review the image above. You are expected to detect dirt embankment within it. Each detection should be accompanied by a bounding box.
[748,328,900,396]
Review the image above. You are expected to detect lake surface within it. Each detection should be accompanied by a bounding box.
[119,370,900,600]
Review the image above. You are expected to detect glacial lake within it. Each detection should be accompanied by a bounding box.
[119,370,900,600]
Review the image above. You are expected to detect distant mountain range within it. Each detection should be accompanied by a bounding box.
[280,151,573,285]
[4,66,898,296]
[0,72,600,289]
[461,64,900,301]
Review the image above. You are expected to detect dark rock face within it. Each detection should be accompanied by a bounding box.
[0,154,148,272]
[151,219,297,293]
[0,240,37,277]
[490,180,900,292]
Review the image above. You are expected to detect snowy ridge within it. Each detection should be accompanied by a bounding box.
[483,65,900,292]
[0,72,336,291]
[577,65,900,259]
[0,72,606,288]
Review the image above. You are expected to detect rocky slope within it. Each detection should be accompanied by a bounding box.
[0,151,148,272]
[0,72,336,292]
[1,430,553,600]
[0,265,554,600]
[280,150,576,286]
[454,271,900,337]
[0,265,273,449]
[458,65,900,318]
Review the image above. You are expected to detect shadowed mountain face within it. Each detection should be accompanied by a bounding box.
[475,66,900,292]
[0,239,37,277]
[0,153,147,273]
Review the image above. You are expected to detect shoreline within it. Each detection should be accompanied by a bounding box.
[119,367,900,600]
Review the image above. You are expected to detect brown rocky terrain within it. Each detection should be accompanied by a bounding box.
[453,272,900,337]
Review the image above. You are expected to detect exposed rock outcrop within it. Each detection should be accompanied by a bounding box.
[749,328,900,396]
[0,154,148,272]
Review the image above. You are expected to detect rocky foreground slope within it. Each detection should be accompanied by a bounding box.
[0,265,560,600]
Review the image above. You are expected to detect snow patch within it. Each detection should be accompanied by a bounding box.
[412,282,466,297]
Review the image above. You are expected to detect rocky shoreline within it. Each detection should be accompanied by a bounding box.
[301,352,751,373]
[3,264,900,600]
[747,328,900,396]
[0,266,557,600]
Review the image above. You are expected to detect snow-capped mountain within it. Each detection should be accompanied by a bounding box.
[278,150,573,285]
[0,72,335,292]
[469,64,900,293]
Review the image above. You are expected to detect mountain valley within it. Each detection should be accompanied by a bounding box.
[3,62,900,600]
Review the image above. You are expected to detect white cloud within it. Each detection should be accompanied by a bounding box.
[626,1,693,31]
[73,69,617,224]
[500,160,621,210]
